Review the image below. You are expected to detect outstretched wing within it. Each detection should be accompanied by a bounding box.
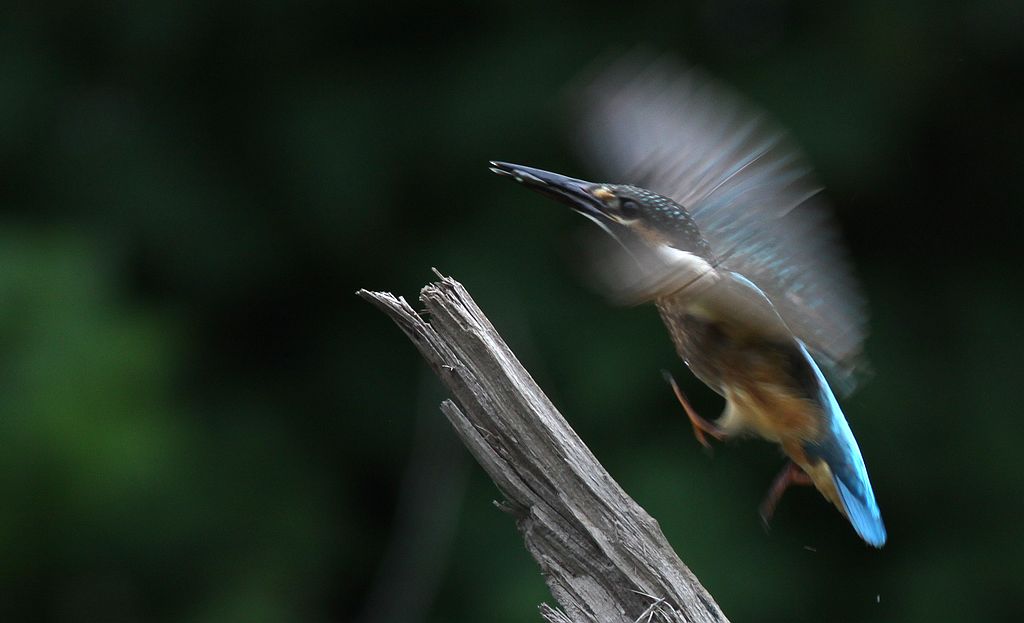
[572,54,868,394]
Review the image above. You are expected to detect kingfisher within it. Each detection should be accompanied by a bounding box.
[489,56,886,547]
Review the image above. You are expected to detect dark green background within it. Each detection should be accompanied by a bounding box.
[2,1,1022,621]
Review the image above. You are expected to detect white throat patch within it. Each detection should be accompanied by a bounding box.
[655,245,715,274]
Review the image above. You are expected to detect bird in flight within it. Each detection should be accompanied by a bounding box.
[490,54,885,547]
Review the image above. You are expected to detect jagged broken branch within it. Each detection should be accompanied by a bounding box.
[358,274,727,623]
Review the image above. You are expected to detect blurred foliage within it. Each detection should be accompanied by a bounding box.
[1,1,1023,621]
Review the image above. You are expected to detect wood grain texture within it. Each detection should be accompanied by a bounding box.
[358,274,728,623]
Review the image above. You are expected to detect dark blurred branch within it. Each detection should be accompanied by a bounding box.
[357,274,728,623]
[355,369,468,623]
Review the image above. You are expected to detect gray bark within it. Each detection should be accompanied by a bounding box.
[358,273,728,623]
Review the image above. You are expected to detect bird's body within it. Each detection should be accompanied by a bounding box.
[490,55,885,547]
[656,278,883,547]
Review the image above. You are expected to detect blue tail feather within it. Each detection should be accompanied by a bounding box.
[798,342,887,548]
[835,475,887,547]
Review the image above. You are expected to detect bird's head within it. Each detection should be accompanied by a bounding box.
[490,161,719,303]
[489,161,712,260]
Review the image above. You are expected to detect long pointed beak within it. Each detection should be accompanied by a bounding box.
[489,161,605,219]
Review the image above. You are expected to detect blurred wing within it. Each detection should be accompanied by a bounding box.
[571,54,868,394]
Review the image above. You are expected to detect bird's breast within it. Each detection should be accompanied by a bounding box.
[656,298,825,443]
[722,379,823,443]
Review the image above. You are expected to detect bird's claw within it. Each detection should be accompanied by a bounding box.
[759,461,814,530]
[662,369,725,450]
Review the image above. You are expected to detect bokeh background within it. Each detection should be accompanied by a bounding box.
[2,1,1023,621]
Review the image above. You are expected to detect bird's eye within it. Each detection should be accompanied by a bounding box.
[619,198,640,219]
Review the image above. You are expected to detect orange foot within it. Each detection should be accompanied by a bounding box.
[759,461,813,528]
[662,370,727,449]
